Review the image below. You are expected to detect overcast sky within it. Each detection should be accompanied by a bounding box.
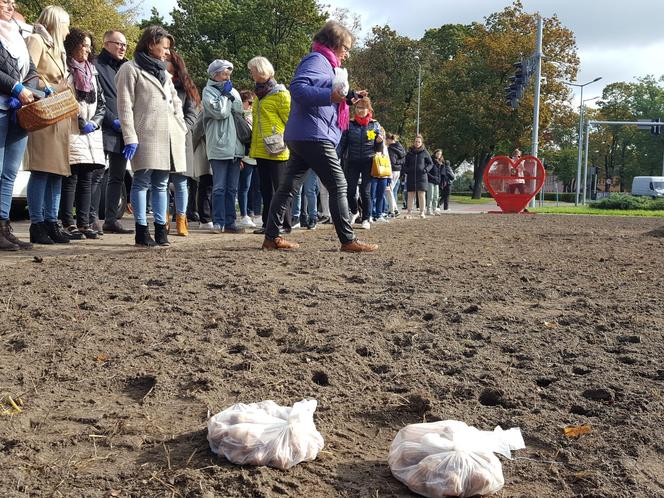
[144,0,664,106]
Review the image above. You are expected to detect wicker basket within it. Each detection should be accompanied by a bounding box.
[17,88,79,132]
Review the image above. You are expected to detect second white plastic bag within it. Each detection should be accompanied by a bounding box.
[388,420,525,498]
[207,399,324,470]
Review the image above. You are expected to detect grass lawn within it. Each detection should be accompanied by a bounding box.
[449,195,496,204]
[532,206,664,217]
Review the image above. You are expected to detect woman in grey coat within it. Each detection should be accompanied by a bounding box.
[116,25,187,247]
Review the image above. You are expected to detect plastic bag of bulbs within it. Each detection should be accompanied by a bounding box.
[207,399,324,470]
[388,420,525,497]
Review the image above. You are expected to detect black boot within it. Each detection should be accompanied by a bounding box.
[154,222,170,247]
[134,223,156,247]
[29,222,54,245]
[0,220,32,249]
[45,221,71,244]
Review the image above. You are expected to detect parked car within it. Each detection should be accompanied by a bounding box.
[631,176,664,198]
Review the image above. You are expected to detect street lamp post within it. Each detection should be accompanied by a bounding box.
[415,55,421,135]
[564,77,602,205]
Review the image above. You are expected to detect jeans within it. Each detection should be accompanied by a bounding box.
[27,171,62,223]
[197,174,212,223]
[104,151,127,223]
[390,172,401,212]
[266,141,354,244]
[130,169,169,225]
[345,158,373,221]
[0,109,28,220]
[257,158,291,230]
[60,164,100,227]
[440,184,451,210]
[293,169,319,223]
[210,158,241,227]
[426,183,439,211]
[89,167,104,224]
[248,166,262,216]
[370,177,389,219]
[238,163,255,217]
[171,173,188,215]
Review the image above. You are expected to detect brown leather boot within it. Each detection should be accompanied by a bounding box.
[262,236,300,250]
[340,239,378,253]
[0,220,31,249]
[0,226,18,251]
[176,214,188,236]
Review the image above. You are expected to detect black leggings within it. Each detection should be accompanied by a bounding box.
[60,164,103,227]
[345,158,373,221]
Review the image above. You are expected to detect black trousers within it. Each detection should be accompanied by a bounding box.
[105,152,127,223]
[440,184,451,210]
[197,174,213,224]
[89,167,104,224]
[187,177,198,217]
[60,163,101,227]
[345,157,373,222]
[265,141,355,244]
[257,158,292,230]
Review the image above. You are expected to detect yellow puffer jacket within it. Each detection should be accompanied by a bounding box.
[249,87,290,161]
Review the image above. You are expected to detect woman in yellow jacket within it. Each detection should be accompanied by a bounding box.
[247,56,291,234]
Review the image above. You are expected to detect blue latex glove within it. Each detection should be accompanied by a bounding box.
[7,97,21,110]
[222,80,233,94]
[81,122,96,134]
[112,119,121,132]
[11,83,24,98]
[123,143,138,160]
[44,86,54,96]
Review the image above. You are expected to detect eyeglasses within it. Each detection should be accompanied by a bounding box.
[342,44,351,53]
[106,41,128,49]
[247,100,254,104]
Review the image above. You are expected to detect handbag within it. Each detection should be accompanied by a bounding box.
[16,75,79,132]
[233,110,252,145]
[256,98,287,155]
[372,153,392,178]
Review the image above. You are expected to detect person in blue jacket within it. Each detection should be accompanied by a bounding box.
[261,20,377,253]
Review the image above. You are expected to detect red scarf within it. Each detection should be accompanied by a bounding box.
[311,42,349,131]
[354,112,372,127]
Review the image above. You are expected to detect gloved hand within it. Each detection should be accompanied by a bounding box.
[11,83,24,98]
[81,122,96,134]
[44,86,54,96]
[123,143,138,160]
[7,97,21,110]
[112,119,121,132]
[222,80,234,94]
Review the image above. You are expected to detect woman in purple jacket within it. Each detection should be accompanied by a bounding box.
[261,21,377,253]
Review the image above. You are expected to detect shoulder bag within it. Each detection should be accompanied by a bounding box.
[256,98,287,155]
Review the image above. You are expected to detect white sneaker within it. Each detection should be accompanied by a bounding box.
[361,219,371,230]
[291,221,301,229]
[403,210,412,219]
[199,221,214,230]
[376,216,388,223]
[434,208,442,215]
[426,208,433,216]
[420,211,426,219]
[211,223,223,233]
[239,215,256,228]
[350,212,359,224]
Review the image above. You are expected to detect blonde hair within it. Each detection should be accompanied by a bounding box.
[247,56,275,80]
[37,6,70,55]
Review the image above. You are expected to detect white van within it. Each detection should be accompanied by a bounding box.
[631,176,664,198]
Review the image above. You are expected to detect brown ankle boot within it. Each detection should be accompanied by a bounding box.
[176,214,188,236]
[340,239,378,253]
[0,220,31,249]
[0,228,19,251]
[262,236,300,250]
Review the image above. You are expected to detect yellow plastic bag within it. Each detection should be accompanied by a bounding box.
[372,153,392,178]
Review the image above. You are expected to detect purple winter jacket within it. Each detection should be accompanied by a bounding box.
[284,52,341,145]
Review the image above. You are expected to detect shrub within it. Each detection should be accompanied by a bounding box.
[591,193,653,210]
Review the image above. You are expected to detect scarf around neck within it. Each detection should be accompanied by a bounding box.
[311,41,349,131]
[68,57,94,93]
[255,78,276,99]
[135,51,166,85]
[0,19,29,78]
[354,112,372,127]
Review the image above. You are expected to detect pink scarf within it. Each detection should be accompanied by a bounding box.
[311,42,349,131]
[67,58,94,93]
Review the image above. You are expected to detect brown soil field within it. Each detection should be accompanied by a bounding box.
[1,214,663,498]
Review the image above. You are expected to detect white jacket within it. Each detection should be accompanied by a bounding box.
[67,68,106,167]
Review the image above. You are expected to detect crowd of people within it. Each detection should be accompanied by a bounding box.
[0,4,456,253]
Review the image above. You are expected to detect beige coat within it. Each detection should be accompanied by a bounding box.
[115,61,186,173]
[24,25,72,176]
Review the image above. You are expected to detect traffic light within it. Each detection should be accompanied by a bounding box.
[651,118,661,135]
[505,58,533,110]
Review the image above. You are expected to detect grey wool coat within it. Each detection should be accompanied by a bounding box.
[115,60,186,173]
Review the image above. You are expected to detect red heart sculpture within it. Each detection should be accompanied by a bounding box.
[483,155,546,213]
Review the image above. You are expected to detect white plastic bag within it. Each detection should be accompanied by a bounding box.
[207,399,324,470]
[388,420,525,498]
[332,67,349,97]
